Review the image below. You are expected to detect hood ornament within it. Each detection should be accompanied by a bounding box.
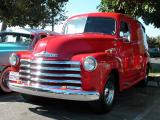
[34,51,58,58]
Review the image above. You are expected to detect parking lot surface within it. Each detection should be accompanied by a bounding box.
[0,80,160,120]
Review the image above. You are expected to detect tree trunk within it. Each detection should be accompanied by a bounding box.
[52,16,54,31]
[1,22,7,31]
[30,26,33,29]
[41,23,45,29]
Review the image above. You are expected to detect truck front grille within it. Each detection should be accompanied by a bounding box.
[19,59,82,89]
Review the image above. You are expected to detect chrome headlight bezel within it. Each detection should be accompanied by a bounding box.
[83,56,97,71]
[9,53,20,66]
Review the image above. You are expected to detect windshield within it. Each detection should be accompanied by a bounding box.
[63,17,116,35]
[0,33,34,46]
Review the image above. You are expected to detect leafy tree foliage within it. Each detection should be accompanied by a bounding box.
[0,0,68,31]
[148,36,160,48]
[98,0,160,28]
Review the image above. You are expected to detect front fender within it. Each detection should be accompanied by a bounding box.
[71,52,122,94]
[10,51,32,72]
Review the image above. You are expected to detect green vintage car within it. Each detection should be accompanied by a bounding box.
[0,28,56,92]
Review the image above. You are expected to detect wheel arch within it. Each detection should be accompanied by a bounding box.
[110,69,120,91]
[0,66,12,92]
[0,65,10,73]
[147,62,151,71]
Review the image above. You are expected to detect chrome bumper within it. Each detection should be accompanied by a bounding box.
[9,83,99,101]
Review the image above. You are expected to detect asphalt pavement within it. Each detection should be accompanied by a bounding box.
[0,80,160,120]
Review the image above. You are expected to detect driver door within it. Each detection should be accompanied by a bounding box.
[119,20,136,85]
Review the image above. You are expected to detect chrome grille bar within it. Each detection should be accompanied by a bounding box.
[31,66,81,71]
[20,70,30,74]
[20,64,30,68]
[31,60,80,65]
[19,75,30,79]
[21,59,80,65]
[31,78,81,84]
[19,75,82,84]
[31,72,81,78]
[19,59,82,87]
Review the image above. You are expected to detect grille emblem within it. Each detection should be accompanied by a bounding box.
[34,51,58,58]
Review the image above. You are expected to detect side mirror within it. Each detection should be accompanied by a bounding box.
[120,31,124,38]
[120,32,130,42]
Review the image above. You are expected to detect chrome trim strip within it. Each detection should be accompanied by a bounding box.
[31,60,81,65]
[20,70,30,74]
[31,72,81,78]
[9,83,99,101]
[31,78,81,84]
[66,86,81,90]
[21,59,30,62]
[20,59,80,65]
[19,75,30,79]
[34,51,58,58]
[30,66,81,71]
[20,64,30,68]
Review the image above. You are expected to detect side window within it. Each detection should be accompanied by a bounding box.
[120,21,131,42]
[31,34,47,48]
[141,25,148,50]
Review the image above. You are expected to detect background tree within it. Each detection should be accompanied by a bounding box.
[46,0,68,31]
[148,36,160,48]
[98,0,160,28]
[0,0,68,31]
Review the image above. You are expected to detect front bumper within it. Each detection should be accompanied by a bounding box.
[9,83,100,101]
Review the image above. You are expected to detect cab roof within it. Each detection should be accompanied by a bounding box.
[69,12,133,20]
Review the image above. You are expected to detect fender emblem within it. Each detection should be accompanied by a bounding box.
[34,51,58,58]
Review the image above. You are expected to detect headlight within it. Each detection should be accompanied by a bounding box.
[9,53,19,66]
[83,56,97,71]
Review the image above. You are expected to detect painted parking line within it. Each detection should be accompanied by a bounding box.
[133,100,159,120]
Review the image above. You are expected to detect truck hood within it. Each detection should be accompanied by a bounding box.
[33,34,116,60]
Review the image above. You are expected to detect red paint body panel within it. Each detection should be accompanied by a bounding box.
[10,12,149,96]
[34,34,116,60]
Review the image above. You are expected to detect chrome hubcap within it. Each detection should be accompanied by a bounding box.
[104,82,115,105]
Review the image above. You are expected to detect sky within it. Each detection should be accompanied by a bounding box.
[0,0,160,37]
[54,0,100,33]
[65,0,99,17]
[57,0,160,37]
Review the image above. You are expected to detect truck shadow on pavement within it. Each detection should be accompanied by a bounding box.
[0,77,159,120]
[27,79,160,120]
[0,92,23,102]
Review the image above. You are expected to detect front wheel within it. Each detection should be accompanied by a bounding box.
[0,67,12,92]
[91,74,116,114]
[139,66,149,87]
